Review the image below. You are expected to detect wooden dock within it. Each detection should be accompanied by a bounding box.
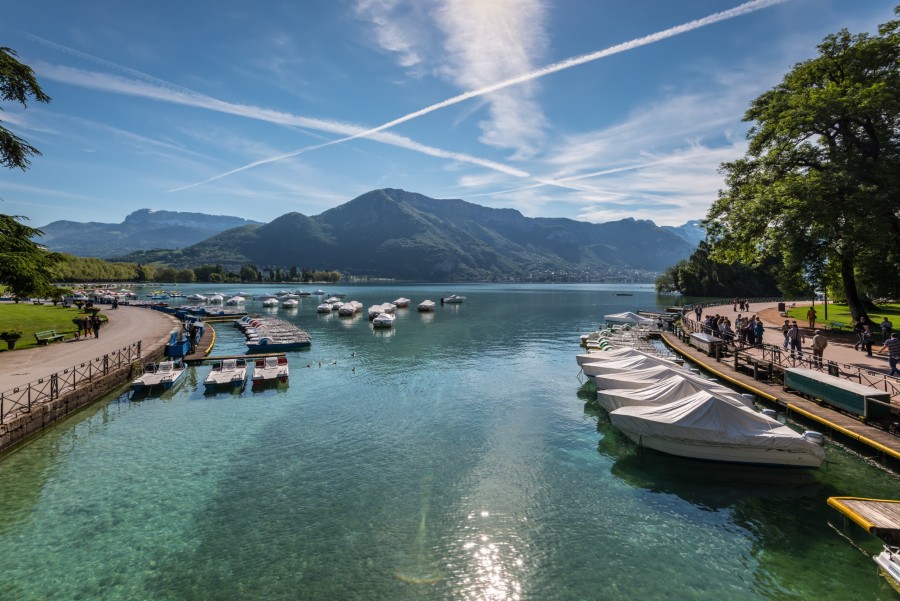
[186,352,286,365]
[181,323,216,363]
[827,497,900,544]
[660,332,900,465]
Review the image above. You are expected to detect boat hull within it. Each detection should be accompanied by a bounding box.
[617,430,823,468]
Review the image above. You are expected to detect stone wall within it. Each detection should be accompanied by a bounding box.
[0,343,168,454]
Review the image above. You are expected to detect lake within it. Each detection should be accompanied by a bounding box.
[0,283,897,600]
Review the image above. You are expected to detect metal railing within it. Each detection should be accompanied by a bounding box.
[0,341,142,424]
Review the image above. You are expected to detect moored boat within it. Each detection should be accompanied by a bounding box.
[262,298,279,307]
[417,300,436,312]
[203,358,247,392]
[131,360,186,392]
[392,297,410,308]
[282,298,299,308]
[440,294,465,304]
[251,356,290,386]
[372,312,395,328]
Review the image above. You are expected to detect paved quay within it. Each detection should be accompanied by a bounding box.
[690,300,895,375]
[0,305,180,392]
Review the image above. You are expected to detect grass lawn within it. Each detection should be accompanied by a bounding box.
[786,302,900,340]
[0,303,104,352]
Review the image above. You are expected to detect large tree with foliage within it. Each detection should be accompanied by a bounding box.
[705,9,900,320]
[0,47,56,297]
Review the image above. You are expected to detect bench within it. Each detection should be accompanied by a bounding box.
[34,329,65,345]
[32,299,44,305]
[828,321,845,332]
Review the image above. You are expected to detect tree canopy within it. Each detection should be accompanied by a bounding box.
[0,47,58,298]
[705,8,900,320]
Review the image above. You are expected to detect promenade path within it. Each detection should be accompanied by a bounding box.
[695,300,894,375]
[0,305,180,392]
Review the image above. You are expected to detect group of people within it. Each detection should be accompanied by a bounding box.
[732,298,752,312]
[700,313,765,346]
[74,314,102,340]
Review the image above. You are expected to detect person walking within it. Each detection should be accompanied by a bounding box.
[881,317,893,342]
[753,317,764,346]
[90,314,101,339]
[781,319,791,350]
[806,306,817,329]
[853,320,865,351]
[811,330,828,368]
[787,321,805,359]
[862,325,873,357]
[878,333,900,376]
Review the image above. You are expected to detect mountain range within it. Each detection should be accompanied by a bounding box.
[36,209,260,258]
[78,189,701,282]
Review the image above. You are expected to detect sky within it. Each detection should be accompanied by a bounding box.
[0,1,896,228]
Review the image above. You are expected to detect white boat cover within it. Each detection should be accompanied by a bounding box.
[609,391,825,458]
[603,311,655,324]
[576,348,645,367]
[596,374,753,412]
[593,365,688,390]
[581,354,675,377]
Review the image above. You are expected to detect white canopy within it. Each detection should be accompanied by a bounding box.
[609,391,825,458]
[592,365,689,390]
[603,311,655,324]
[596,374,753,413]
[576,347,644,367]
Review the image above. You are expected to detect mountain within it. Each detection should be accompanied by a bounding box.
[113,189,695,281]
[36,209,260,258]
[662,219,706,247]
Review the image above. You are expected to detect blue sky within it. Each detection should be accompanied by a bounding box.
[1,0,895,228]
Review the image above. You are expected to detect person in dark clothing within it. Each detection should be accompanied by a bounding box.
[90,315,101,339]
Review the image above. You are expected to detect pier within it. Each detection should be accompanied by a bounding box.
[827,497,900,545]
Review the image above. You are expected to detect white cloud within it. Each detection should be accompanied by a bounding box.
[354,0,425,68]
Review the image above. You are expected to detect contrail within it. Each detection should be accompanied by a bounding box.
[176,0,790,190]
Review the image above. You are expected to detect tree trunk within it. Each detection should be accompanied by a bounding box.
[840,253,867,321]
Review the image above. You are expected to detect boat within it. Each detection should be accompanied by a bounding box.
[207,294,224,304]
[203,358,247,391]
[225,296,246,305]
[580,353,678,379]
[338,301,363,316]
[576,348,646,367]
[876,546,900,593]
[251,356,289,386]
[368,303,396,320]
[826,497,900,593]
[262,298,279,307]
[608,391,826,468]
[417,300,436,312]
[312,289,326,295]
[592,365,692,390]
[603,311,656,325]
[392,297,410,308]
[294,290,311,296]
[131,360,186,392]
[614,293,633,296]
[596,374,755,413]
[256,293,278,300]
[440,294,465,304]
[316,303,333,314]
[186,293,207,302]
[372,312,395,328]
[282,298,299,308]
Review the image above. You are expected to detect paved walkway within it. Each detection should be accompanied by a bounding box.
[0,305,180,392]
[695,300,894,374]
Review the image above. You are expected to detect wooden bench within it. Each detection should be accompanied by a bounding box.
[32,299,44,305]
[34,329,65,345]
[828,321,845,332]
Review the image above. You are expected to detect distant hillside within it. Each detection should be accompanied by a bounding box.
[115,189,695,281]
[36,209,260,258]
[662,219,706,247]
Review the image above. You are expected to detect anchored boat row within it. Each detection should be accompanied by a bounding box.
[131,356,290,394]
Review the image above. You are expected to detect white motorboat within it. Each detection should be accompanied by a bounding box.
[417,300,436,312]
[441,294,465,304]
[312,289,326,295]
[282,298,299,308]
[131,360,186,392]
[251,356,289,386]
[262,298,279,307]
[592,365,692,390]
[875,546,900,593]
[603,311,656,325]
[207,294,224,304]
[580,354,677,379]
[226,295,245,305]
[317,303,333,314]
[256,293,278,300]
[392,297,410,308]
[609,391,826,468]
[372,312,395,328]
[368,302,396,320]
[338,301,362,316]
[596,374,755,413]
[203,358,247,391]
[576,348,646,367]
[186,293,207,302]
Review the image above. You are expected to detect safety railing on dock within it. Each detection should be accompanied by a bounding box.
[0,341,142,424]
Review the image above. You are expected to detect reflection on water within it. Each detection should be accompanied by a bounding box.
[0,284,896,600]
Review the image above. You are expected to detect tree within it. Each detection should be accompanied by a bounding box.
[705,9,900,321]
[0,47,56,297]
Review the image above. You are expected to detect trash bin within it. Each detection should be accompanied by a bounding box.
[777,302,786,312]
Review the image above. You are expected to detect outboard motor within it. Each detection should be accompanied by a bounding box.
[761,408,777,419]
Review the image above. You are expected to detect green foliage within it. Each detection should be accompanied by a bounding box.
[655,241,781,297]
[0,214,60,298]
[0,304,84,350]
[706,9,900,320]
[0,47,51,170]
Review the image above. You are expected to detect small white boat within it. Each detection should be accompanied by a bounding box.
[256,293,278,300]
[186,293,207,302]
[372,313,395,328]
[204,358,247,391]
[317,303,333,314]
[262,298,279,307]
[580,354,677,379]
[417,300,436,312]
[440,294,465,304]
[282,298,299,308]
[131,360,186,392]
[312,289,326,295]
[392,297,410,308]
[251,356,289,386]
[207,294,224,304]
[338,301,363,316]
[875,546,900,593]
[226,296,246,305]
[609,391,826,468]
[603,311,655,325]
[596,374,755,413]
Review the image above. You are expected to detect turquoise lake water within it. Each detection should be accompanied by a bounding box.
[0,283,898,600]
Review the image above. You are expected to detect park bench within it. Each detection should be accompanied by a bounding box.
[828,321,845,332]
[34,329,65,345]
[32,299,44,305]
